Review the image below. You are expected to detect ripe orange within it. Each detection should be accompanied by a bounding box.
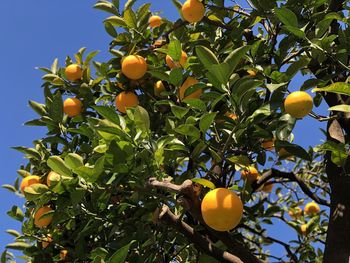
[225,112,238,121]
[42,234,52,249]
[121,55,147,80]
[182,0,205,23]
[241,166,259,183]
[261,139,274,151]
[165,50,188,69]
[115,91,139,113]
[300,224,308,235]
[46,171,61,187]
[179,77,202,101]
[247,69,257,77]
[34,206,53,228]
[304,202,320,216]
[20,175,41,193]
[201,188,243,231]
[262,183,274,193]
[60,250,68,261]
[65,64,83,82]
[154,80,165,97]
[288,207,303,219]
[284,91,313,119]
[149,15,162,28]
[63,98,83,117]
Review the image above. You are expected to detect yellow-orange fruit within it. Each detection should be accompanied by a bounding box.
[284,91,313,119]
[63,98,83,117]
[34,206,53,228]
[241,166,259,183]
[201,188,243,231]
[165,51,188,69]
[115,91,139,113]
[42,235,52,249]
[65,64,83,82]
[121,55,147,80]
[288,207,303,219]
[300,224,308,235]
[247,69,257,77]
[153,39,164,47]
[182,0,205,23]
[20,175,41,193]
[262,183,274,193]
[60,250,68,261]
[46,171,61,187]
[149,15,162,28]
[179,77,202,101]
[261,139,274,151]
[154,80,165,97]
[304,202,320,216]
[225,112,238,121]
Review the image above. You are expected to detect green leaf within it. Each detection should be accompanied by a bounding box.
[274,7,298,27]
[313,82,350,96]
[168,39,182,61]
[107,240,135,263]
[195,45,219,71]
[6,229,21,238]
[123,9,137,28]
[93,106,120,125]
[171,105,189,119]
[227,155,251,167]
[224,45,251,73]
[208,63,230,86]
[148,71,169,82]
[183,98,207,112]
[328,105,350,113]
[134,106,150,133]
[29,100,47,116]
[171,0,182,11]
[104,16,127,27]
[124,0,136,10]
[24,184,49,201]
[94,1,119,15]
[175,124,200,139]
[199,112,217,133]
[2,184,17,193]
[65,153,84,170]
[47,156,72,177]
[192,178,216,189]
[275,141,311,161]
[265,82,287,92]
[169,67,183,86]
[6,242,31,250]
[282,26,305,38]
[7,206,24,222]
[50,91,63,122]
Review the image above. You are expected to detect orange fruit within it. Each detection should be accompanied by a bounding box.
[46,171,61,187]
[182,0,205,23]
[60,250,68,261]
[284,91,313,119]
[247,69,257,77]
[179,77,202,101]
[165,51,188,69]
[201,188,243,231]
[241,166,259,183]
[262,183,273,193]
[42,234,52,249]
[63,98,83,117]
[115,91,139,113]
[20,175,41,193]
[304,202,320,216]
[300,224,308,235]
[121,55,147,80]
[34,206,53,228]
[261,139,274,151]
[288,207,303,219]
[65,64,83,82]
[225,112,238,121]
[149,15,162,28]
[154,80,165,97]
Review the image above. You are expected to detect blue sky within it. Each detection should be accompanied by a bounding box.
[0,0,328,260]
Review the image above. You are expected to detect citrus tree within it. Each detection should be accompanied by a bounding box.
[2,0,350,262]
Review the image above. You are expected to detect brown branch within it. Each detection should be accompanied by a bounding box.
[281,48,306,66]
[158,205,244,263]
[252,169,330,206]
[205,4,250,17]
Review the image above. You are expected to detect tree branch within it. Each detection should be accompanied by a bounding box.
[252,169,330,206]
[158,205,244,263]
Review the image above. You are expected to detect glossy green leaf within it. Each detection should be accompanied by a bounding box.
[107,240,135,263]
[313,82,350,96]
[47,156,72,177]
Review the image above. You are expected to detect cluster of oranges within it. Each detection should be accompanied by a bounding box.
[288,202,321,235]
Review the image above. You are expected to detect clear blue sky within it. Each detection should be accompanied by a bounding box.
[0,0,328,260]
